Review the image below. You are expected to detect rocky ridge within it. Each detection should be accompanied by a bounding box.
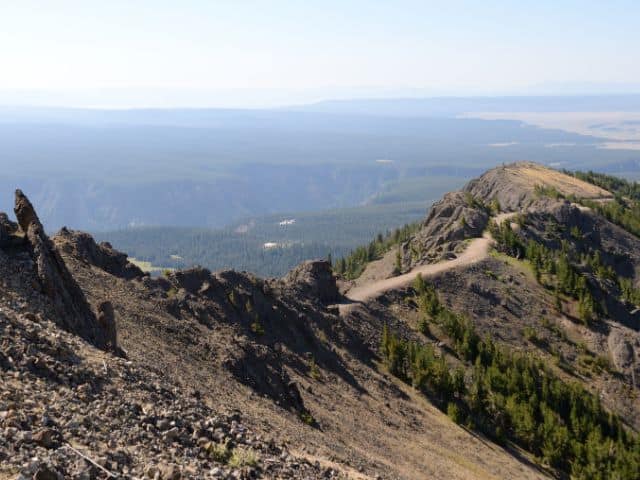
[401,162,614,268]
[0,302,330,480]
[4,162,640,480]
[0,190,339,479]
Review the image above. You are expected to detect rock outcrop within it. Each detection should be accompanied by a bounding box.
[403,191,489,267]
[608,329,636,373]
[53,228,145,280]
[401,162,615,270]
[0,212,25,249]
[282,260,339,303]
[173,267,215,294]
[14,190,108,348]
[97,300,118,352]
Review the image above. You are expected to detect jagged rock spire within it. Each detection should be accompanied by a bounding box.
[14,189,111,349]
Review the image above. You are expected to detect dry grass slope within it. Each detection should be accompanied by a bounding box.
[503,163,612,199]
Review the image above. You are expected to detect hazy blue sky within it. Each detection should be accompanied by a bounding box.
[1,1,639,105]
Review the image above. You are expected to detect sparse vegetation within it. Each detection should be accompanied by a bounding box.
[166,287,178,298]
[534,184,564,199]
[308,357,321,380]
[250,321,265,336]
[568,170,640,201]
[381,282,640,478]
[336,222,420,279]
[619,277,640,306]
[300,411,315,425]
[545,169,640,240]
[447,402,462,424]
[229,447,259,468]
[522,326,537,342]
[490,220,599,324]
[205,441,232,463]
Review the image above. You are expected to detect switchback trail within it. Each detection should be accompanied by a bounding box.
[340,213,515,311]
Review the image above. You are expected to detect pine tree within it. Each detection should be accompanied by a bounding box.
[394,247,402,274]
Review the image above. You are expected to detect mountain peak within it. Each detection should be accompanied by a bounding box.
[466,161,612,209]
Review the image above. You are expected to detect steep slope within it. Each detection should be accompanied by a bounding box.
[4,161,640,479]
[343,162,640,478]
[1,198,553,479]
[52,229,548,479]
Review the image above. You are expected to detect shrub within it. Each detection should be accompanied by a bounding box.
[308,357,321,380]
[205,441,232,463]
[166,287,178,298]
[417,317,430,336]
[250,321,265,336]
[300,411,315,425]
[229,447,258,468]
[394,248,402,275]
[447,402,462,424]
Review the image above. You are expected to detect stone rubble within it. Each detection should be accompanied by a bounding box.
[0,305,337,479]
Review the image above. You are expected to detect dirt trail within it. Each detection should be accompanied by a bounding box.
[341,213,515,310]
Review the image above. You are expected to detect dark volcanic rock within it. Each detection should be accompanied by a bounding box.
[53,228,145,280]
[0,211,24,248]
[14,189,108,348]
[403,191,489,268]
[282,260,339,303]
[0,214,9,247]
[173,267,214,294]
[97,301,118,352]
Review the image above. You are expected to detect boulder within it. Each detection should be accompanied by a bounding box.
[97,301,118,351]
[32,428,62,449]
[173,267,213,294]
[282,260,339,303]
[608,330,635,372]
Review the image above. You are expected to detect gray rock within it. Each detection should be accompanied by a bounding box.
[282,260,339,303]
[14,190,108,349]
[608,330,635,372]
[53,228,145,280]
[97,301,118,352]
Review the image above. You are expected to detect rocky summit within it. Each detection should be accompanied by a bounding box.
[2,163,640,479]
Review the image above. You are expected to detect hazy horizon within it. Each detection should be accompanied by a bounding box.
[3,1,640,108]
[2,1,640,271]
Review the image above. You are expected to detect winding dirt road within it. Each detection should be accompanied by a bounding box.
[341,213,515,310]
